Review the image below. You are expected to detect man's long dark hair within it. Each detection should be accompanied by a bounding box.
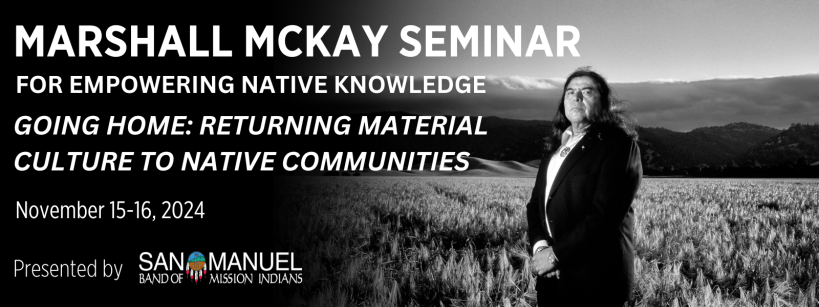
[545,67,638,153]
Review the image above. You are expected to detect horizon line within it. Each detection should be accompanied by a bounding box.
[343,111,815,133]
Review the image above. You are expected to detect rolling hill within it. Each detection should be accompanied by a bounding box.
[739,123,819,166]
[300,112,816,177]
[637,122,781,168]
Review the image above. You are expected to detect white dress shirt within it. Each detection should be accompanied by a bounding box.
[532,128,584,255]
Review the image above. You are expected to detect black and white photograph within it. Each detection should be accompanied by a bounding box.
[8,1,818,305]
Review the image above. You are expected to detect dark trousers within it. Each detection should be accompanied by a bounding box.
[535,276,629,307]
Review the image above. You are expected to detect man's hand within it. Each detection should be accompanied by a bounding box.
[532,247,559,277]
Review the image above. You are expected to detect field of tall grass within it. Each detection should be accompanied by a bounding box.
[271,177,818,306]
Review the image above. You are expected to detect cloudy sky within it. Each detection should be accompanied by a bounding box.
[300,0,818,130]
[312,0,818,82]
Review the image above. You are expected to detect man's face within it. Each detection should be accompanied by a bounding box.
[563,76,600,125]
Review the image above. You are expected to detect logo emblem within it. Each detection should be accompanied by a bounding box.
[187,252,207,282]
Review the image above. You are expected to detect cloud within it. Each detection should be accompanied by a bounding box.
[295,74,819,131]
[486,75,559,90]
[612,74,819,130]
[618,73,819,84]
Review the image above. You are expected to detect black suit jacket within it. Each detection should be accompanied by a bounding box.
[527,125,642,304]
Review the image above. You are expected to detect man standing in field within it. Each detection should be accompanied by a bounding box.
[527,67,642,306]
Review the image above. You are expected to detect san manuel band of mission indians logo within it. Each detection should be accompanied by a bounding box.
[139,251,303,285]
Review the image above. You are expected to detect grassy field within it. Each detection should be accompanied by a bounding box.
[271,177,818,306]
